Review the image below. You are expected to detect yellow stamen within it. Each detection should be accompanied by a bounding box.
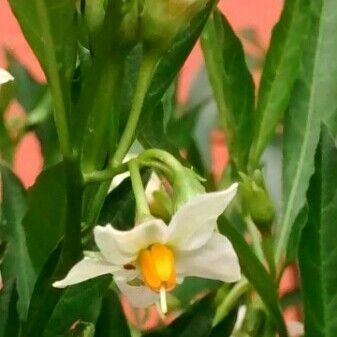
[139,243,176,294]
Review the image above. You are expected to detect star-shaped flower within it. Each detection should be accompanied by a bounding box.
[53,183,240,313]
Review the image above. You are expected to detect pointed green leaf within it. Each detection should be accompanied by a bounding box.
[299,129,337,337]
[0,164,35,320]
[23,163,66,276]
[275,0,336,263]
[249,0,310,166]
[201,9,254,170]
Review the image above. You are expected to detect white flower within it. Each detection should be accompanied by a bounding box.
[0,68,14,85]
[53,183,240,313]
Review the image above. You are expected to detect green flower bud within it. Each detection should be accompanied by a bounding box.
[149,189,173,223]
[239,170,275,234]
[141,0,208,52]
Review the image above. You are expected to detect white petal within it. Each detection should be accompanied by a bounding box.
[115,279,159,308]
[286,321,304,336]
[176,232,241,283]
[52,257,119,288]
[95,219,168,259]
[168,183,238,250]
[0,68,14,85]
[94,226,135,265]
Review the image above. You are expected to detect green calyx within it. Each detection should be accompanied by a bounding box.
[239,170,275,234]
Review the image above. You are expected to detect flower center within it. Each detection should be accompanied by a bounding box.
[139,243,176,313]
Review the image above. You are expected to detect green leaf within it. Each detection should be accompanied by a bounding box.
[140,0,217,124]
[209,307,237,337]
[218,216,288,337]
[95,288,131,337]
[0,164,35,320]
[22,244,62,337]
[0,284,19,337]
[299,128,337,337]
[201,9,254,170]
[7,52,47,111]
[275,0,336,263]
[44,275,111,336]
[8,0,77,157]
[98,172,150,230]
[142,294,215,337]
[249,0,310,167]
[23,163,66,275]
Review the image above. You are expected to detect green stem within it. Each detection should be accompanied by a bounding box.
[244,216,264,262]
[138,149,183,174]
[83,162,128,184]
[129,159,151,221]
[32,0,73,159]
[213,278,251,326]
[262,234,276,280]
[111,53,158,167]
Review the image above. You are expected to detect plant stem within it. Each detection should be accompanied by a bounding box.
[83,162,128,184]
[111,53,158,167]
[32,0,73,159]
[213,278,251,326]
[129,159,151,221]
[244,216,264,262]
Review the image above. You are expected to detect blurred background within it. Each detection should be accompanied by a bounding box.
[1,0,298,330]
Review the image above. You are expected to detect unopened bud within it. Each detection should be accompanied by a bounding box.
[141,0,208,52]
[239,170,274,234]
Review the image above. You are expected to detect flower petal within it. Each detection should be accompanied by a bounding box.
[176,232,241,283]
[95,219,168,259]
[0,68,14,85]
[168,183,238,250]
[94,226,135,265]
[115,279,159,308]
[53,257,119,288]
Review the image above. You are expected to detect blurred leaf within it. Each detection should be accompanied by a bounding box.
[209,307,237,337]
[275,1,335,263]
[299,128,337,337]
[0,284,19,337]
[142,294,215,337]
[23,163,66,275]
[281,288,301,309]
[172,277,220,307]
[218,216,288,337]
[7,53,47,111]
[95,288,131,337]
[22,244,62,337]
[201,9,254,170]
[65,322,95,337]
[44,275,111,336]
[0,164,35,320]
[138,103,180,157]
[249,0,310,167]
[98,172,150,231]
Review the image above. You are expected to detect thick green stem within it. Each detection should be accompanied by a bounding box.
[111,53,158,167]
[32,0,73,159]
[213,278,251,326]
[129,160,151,221]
